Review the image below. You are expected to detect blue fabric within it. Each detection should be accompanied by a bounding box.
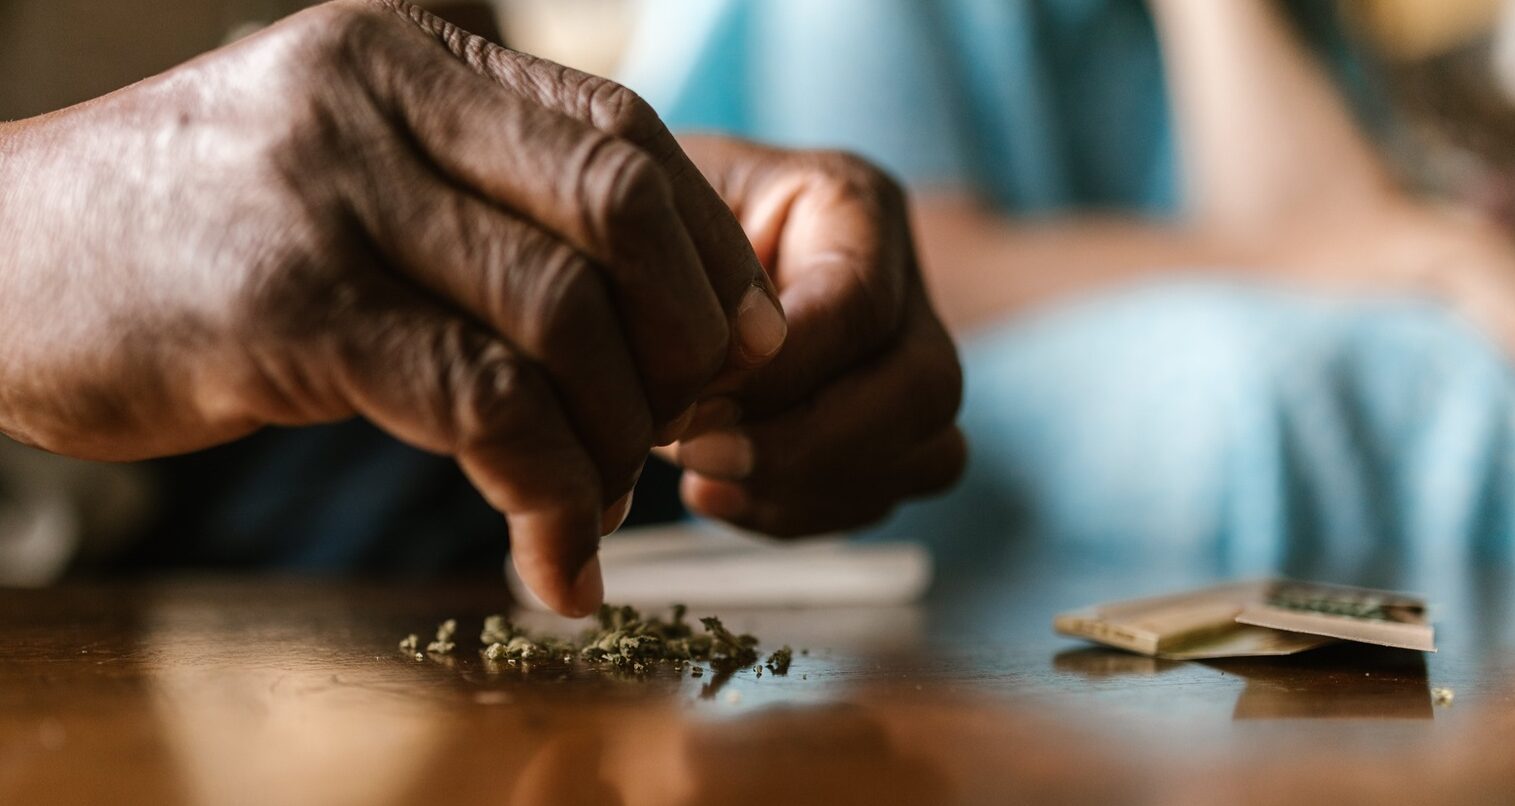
[621,0,1515,562]
[623,0,1177,211]
[127,420,690,576]
[877,282,1515,575]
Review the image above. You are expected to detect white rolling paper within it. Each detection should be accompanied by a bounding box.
[506,522,933,610]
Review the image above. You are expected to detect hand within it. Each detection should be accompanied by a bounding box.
[660,139,966,535]
[0,0,786,615]
[1256,201,1515,355]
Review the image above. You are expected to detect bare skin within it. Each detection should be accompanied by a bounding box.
[0,1,964,613]
[664,140,966,536]
[914,0,1515,355]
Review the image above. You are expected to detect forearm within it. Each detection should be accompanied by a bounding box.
[913,195,1254,335]
[916,188,1515,350]
[1150,0,1400,232]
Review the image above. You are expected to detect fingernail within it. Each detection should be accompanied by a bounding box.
[736,286,787,361]
[686,397,742,436]
[677,431,754,480]
[568,553,604,617]
[656,404,697,447]
[600,490,634,536]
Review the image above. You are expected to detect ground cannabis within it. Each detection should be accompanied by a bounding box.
[426,619,458,655]
[402,604,788,677]
[574,607,759,669]
[1433,687,1455,707]
[480,614,517,645]
[766,646,793,675]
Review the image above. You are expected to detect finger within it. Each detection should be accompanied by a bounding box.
[725,156,915,416]
[354,11,729,423]
[382,2,788,369]
[676,299,961,483]
[352,154,651,503]
[317,271,604,616]
[682,427,967,537]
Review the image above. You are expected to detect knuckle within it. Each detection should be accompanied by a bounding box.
[598,143,671,226]
[813,149,907,211]
[509,244,653,487]
[522,243,607,359]
[246,14,398,169]
[800,157,911,350]
[441,333,537,449]
[438,196,504,299]
[582,79,664,144]
[287,2,390,58]
[577,138,671,249]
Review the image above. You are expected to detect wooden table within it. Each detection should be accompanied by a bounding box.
[3,542,1513,805]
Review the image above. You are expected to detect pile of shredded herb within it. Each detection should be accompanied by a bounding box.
[401,604,795,676]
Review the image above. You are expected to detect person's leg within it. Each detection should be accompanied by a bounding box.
[873,280,1515,581]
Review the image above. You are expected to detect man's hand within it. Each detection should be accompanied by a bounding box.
[663,139,966,535]
[0,0,786,615]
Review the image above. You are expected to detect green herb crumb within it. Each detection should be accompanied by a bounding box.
[426,619,458,654]
[766,646,793,675]
[480,614,518,645]
[403,604,783,674]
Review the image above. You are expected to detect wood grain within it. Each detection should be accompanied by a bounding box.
[2,548,1513,805]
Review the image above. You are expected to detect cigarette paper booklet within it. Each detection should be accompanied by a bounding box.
[1055,580,1434,659]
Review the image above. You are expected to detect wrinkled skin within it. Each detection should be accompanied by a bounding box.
[667,140,967,537]
[0,0,963,614]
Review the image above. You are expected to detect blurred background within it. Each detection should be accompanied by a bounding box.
[6,0,1515,587]
[0,0,632,119]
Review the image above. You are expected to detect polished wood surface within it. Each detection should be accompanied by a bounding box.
[3,542,1514,806]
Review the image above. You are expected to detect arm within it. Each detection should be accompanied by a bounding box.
[1149,0,1400,232]
[1150,0,1515,351]
[0,0,783,614]
[916,0,1515,350]
[912,194,1244,334]
[911,0,1395,334]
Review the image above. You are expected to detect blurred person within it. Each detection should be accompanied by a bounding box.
[0,0,965,609]
[619,0,1515,575]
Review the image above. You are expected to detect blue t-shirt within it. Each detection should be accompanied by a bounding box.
[620,0,1371,214]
